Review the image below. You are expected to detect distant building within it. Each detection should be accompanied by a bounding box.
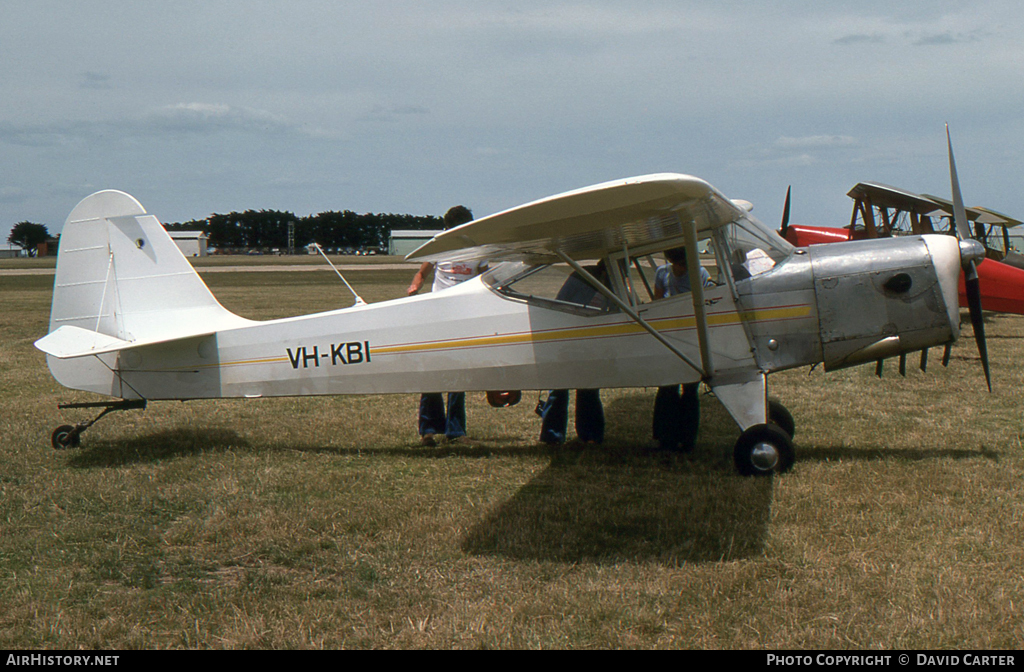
[389,230,442,258]
[168,230,208,257]
[36,237,60,257]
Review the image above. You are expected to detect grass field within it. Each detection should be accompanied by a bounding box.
[2,260,1023,649]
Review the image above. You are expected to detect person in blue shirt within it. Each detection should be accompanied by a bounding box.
[652,247,712,452]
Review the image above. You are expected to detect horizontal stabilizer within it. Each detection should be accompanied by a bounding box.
[35,325,214,360]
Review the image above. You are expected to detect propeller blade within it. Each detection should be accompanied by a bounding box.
[946,125,973,242]
[947,125,993,392]
[875,360,884,378]
[899,353,907,377]
[942,343,952,367]
[964,269,993,391]
[920,348,929,373]
[780,186,792,237]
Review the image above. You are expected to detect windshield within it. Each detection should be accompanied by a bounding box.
[716,215,793,281]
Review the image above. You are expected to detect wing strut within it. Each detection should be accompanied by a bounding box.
[555,250,706,378]
[681,218,714,377]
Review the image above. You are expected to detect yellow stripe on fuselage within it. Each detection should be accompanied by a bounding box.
[147,303,812,371]
[360,303,812,357]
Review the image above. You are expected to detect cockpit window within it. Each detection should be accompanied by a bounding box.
[486,262,613,314]
[610,236,720,307]
[484,213,793,309]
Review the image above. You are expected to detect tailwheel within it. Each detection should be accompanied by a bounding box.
[767,399,795,438]
[734,423,795,476]
[48,399,147,450]
[51,425,82,450]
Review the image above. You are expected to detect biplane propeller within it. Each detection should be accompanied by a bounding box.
[36,133,988,475]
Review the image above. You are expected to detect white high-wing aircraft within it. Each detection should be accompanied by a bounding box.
[35,134,989,475]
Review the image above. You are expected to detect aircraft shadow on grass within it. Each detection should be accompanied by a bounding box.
[64,423,557,469]
[461,457,775,564]
[461,393,775,565]
[66,428,251,468]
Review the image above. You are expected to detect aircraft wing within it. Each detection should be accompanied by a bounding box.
[850,182,1018,226]
[971,206,1022,228]
[407,173,747,264]
[921,194,1007,224]
[847,182,947,217]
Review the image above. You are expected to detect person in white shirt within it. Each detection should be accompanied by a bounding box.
[407,206,486,445]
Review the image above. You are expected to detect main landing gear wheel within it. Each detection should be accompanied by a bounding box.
[734,423,795,476]
[767,399,795,439]
[51,425,82,450]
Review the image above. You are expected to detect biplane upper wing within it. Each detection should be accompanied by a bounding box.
[407,173,747,264]
[966,205,1022,228]
[847,182,948,217]
[921,194,1008,224]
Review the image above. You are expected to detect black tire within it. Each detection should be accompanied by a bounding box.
[734,423,795,476]
[51,425,80,450]
[768,399,795,438]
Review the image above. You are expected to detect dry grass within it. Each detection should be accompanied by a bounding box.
[1,263,1023,649]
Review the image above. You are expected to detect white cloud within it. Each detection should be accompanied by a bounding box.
[78,71,112,90]
[0,187,29,204]
[775,136,858,150]
[147,103,297,135]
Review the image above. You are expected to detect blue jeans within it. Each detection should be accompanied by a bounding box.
[652,383,700,451]
[539,389,604,444]
[419,392,466,439]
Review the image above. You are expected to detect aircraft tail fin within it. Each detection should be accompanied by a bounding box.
[45,190,250,345]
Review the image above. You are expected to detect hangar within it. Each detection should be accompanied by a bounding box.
[389,230,442,257]
[168,230,209,257]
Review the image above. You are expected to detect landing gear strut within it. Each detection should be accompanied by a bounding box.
[50,399,146,450]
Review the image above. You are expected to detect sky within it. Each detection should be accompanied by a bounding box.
[3,1,1024,245]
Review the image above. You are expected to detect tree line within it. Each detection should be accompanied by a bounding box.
[7,209,444,255]
[167,209,443,251]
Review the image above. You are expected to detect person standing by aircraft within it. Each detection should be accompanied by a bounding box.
[537,262,608,444]
[652,247,713,452]
[407,205,485,445]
